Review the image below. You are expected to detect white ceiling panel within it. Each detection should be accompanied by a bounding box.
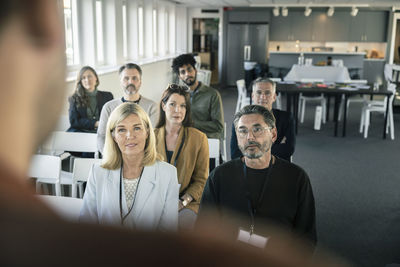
[172,0,400,7]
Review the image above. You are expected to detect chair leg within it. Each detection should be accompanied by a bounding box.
[72,183,77,198]
[364,110,370,138]
[78,183,84,198]
[360,108,365,133]
[36,181,42,194]
[321,98,327,124]
[389,107,395,140]
[55,182,61,196]
[300,98,306,123]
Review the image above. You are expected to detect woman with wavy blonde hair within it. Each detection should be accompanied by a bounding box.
[80,103,179,231]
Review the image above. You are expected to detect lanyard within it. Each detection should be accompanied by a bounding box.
[165,130,186,167]
[119,164,144,226]
[121,96,141,104]
[242,156,274,235]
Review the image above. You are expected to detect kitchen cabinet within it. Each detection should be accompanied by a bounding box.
[270,10,388,42]
[292,12,313,41]
[311,12,326,41]
[270,15,294,41]
[270,11,312,41]
[324,12,350,41]
[350,11,387,42]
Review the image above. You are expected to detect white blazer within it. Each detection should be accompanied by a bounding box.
[80,160,179,231]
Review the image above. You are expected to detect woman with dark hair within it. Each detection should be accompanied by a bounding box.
[154,84,209,229]
[68,66,113,133]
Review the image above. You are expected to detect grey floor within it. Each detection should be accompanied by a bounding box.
[218,86,400,267]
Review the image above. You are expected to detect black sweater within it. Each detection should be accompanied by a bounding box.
[199,157,316,245]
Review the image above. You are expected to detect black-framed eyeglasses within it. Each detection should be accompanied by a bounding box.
[237,126,273,138]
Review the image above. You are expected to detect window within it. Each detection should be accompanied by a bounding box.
[153,9,157,55]
[165,11,169,54]
[63,0,79,66]
[95,0,104,63]
[138,6,144,57]
[122,3,128,58]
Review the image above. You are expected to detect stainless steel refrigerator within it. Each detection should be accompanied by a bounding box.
[226,23,269,87]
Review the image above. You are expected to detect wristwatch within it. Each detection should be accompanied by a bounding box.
[181,198,189,207]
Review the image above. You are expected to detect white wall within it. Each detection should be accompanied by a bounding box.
[63,58,175,115]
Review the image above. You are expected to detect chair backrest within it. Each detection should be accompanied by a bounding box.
[236,79,246,94]
[28,154,61,181]
[54,115,70,131]
[37,195,83,222]
[197,69,212,86]
[52,131,98,156]
[194,55,201,70]
[300,78,324,83]
[332,59,344,67]
[73,158,102,183]
[208,138,220,167]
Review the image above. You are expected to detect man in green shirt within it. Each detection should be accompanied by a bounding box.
[172,54,224,141]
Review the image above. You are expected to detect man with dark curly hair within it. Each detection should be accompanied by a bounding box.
[172,54,224,142]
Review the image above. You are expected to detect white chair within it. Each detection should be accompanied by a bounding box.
[39,131,99,159]
[236,79,250,113]
[197,69,212,86]
[29,154,62,196]
[332,59,344,67]
[359,83,395,139]
[270,78,282,110]
[51,131,99,158]
[298,78,326,124]
[338,80,369,121]
[54,115,70,131]
[71,158,102,198]
[39,131,99,196]
[208,138,220,167]
[37,195,83,222]
[221,122,227,163]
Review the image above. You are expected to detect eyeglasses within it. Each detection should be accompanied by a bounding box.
[237,126,273,138]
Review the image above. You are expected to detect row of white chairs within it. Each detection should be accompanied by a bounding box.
[29,155,101,198]
[32,132,225,198]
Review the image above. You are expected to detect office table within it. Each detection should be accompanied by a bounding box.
[284,65,351,82]
[276,83,393,139]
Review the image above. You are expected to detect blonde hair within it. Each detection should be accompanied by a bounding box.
[101,103,161,170]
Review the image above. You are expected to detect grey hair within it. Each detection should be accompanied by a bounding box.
[252,77,276,93]
[233,105,276,129]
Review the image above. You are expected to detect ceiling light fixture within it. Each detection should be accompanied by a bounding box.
[327,6,334,17]
[273,6,280,16]
[351,6,358,16]
[282,7,288,17]
[304,7,312,17]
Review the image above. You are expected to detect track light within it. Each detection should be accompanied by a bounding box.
[327,6,334,17]
[273,7,279,17]
[282,7,288,17]
[351,6,358,16]
[304,7,312,17]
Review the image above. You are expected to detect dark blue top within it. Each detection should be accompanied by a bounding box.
[68,90,113,133]
[230,109,295,161]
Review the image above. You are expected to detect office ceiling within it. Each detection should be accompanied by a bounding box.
[172,0,400,8]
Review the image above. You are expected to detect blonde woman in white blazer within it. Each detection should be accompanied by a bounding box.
[80,103,179,231]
